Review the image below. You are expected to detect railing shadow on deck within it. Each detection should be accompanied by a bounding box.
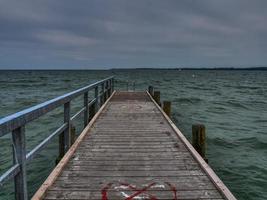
[0,76,114,200]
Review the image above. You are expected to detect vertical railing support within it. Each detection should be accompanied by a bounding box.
[89,101,96,121]
[84,92,88,128]
[192,124,207,162]
[111,78,114,92]
[95,86,99,111]
[104,81,108,101]
[63,102,70,153]
[56,132,64,164]
[12,126,28,200]
[108,79,111,97]
[101,83,105,106]
[70,125,76,145]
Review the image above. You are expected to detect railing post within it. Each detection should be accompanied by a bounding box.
[56,132,64,164]
[83,92,89,128]
[89,101,96,121]
[63,102,70,153]
[95,86,99,111]
[70,124,76,145]
[111,78,114,92]
[107,80,111,97]
[12,126,28,200]
[104,81,108,101]
[101,83,104,106]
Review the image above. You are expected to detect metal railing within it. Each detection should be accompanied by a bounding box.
[0,76,114,200]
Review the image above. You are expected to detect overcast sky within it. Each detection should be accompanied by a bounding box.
[0,0,266,69]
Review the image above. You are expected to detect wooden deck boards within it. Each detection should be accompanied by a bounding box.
[34,91,235,200]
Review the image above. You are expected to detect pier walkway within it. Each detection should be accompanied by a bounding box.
[33,91,236,200]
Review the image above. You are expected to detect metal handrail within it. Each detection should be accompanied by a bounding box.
[0,76,113,136]
[0,76,114,200]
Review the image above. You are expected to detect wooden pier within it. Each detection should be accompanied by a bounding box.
[0,77,236,200]
[33,92,236,200]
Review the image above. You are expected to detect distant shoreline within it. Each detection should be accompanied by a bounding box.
[0,67,267,71]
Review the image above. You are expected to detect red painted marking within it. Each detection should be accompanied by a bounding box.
[165,182,178,200]
[101,181,178,200]
[101,183,113,200]
[124,182,158,200]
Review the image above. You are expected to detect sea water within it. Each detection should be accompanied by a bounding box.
[0,70,266,200]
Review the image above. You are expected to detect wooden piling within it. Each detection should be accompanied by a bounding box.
[153,91,161,106]
[192,124,207,162]
[148,86,154,96]
[163,101,171,117]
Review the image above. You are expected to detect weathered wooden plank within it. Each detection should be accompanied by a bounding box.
[56,175,210,183]
[67,159,196,166]
[76,148,188,153]
[65,164,200,171]
[50,183,215,191]
[54,175,212,187]
[44,189,222,200]
[60,170,204,177]
[73,152,192,158]
[78,144,183,149]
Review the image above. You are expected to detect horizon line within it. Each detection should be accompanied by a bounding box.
[0,66,267,71]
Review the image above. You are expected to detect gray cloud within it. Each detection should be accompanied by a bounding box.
[0,0,267,69]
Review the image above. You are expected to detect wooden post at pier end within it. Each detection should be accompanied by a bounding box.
[163,101,171,117]
[148,86,154,96]
[153,91,161,106]
[192,124,208,162]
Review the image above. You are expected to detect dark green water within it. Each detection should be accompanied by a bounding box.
[0,70,266,200]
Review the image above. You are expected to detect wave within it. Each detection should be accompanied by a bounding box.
[236,137,267,150]
[227,100,249,109]
[173,97,202,104]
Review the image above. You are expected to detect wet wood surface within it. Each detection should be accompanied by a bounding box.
[41,92,227,200]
